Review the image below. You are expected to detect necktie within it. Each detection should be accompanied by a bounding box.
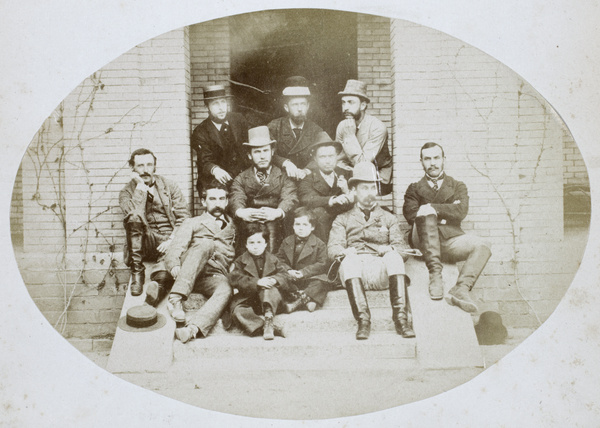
[256,170,268,185]
[431,177,439,192]
[215,217,227,230]
[361,208,371,221]
[293,128,302,141]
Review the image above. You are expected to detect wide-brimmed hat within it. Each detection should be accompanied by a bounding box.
[117,305,167,333]
[282,76,311,97]
[243,126,276,147]
[338,79,370,103]
[348,162,381,186]
[309,131,343,155]
[202,84,232,101]
[474,311,508,345]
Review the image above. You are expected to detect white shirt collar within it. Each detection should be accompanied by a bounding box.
[211,120,229,131]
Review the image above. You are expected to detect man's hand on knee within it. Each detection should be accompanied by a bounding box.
[416,203,436,217]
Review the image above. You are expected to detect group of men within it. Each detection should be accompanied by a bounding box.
[119,76,492,342]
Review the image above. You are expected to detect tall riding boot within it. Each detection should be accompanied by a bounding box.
[126,222,145,296]
[415,214,444,300]
[145,270,174,307]
[345,278,371,340]
[388,275,415,338]
[447,245,491,313]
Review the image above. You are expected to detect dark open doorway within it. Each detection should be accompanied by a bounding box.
[229,9,358,137]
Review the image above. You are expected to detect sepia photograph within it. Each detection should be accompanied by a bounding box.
[1,1,599,426]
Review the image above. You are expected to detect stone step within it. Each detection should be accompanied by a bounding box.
[173,331,416,363]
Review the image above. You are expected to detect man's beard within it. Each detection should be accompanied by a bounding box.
[343,110,360,121]
[290,113,306,125]
[210,113,227,124]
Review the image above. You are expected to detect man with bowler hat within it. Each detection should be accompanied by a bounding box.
[268,76,326,180]
[230,126,298,252]
[336,79,393,195]
[402,142,492,313]
[297,131,354,242]
[328,162,415,340]
[191,84,249,195]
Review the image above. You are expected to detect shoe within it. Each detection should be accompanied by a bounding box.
[446,284,478,313]
[415,214,444,300]
[284,297,305,314]
[356,320,371,340]
[389,274,415,338]
[306,301,317,312]
[167,294,186,323]
[145,270,174,307]
[263,316,275,340]
[175,325,198,343]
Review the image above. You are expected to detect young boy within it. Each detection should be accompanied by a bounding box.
[228,223,289,340]
[276,207,330,313]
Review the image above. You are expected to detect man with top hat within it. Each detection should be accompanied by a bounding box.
[402,142,492,313]
[163,182,236,342]
[268,76,326,181]
[119,148,190,299]
[230,126,298,252]
[191,84,249,195]
[336,79,393,195]
[297,131,354,242]
[328,162,415,340]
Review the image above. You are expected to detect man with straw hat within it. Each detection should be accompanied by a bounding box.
[191,84,249,195]
[268,76,326,181]
[336,79,393,195]
[230,126,298,252]
[328,162,415,340]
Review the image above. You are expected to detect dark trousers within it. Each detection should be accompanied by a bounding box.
[291,278,330,305]
[230,288,282,336]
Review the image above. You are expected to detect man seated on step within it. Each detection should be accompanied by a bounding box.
[163,183,236,343]
[402,142,492,313]
[297,132,354,242]
[328,162,415,340]
[230,125,298,252]
[119,148,190,300]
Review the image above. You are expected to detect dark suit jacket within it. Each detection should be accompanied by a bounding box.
[275,233,329,283]
[229,166,298,215]
[402,175,469,240]
[191,112,249,187]
[297,166,353,215]
[267,117,324,170]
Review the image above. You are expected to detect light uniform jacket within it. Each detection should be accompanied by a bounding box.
[118,174,189,232]
[402,175,468,241]
[164,212,236,276]
[268,117,324,170]
[328,205,410,260]
[335,114,393,184]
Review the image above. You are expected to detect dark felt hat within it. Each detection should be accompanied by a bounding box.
[202,84,232,101]
[309,131,343,154]
[475,311,508,345]
[338,79,370,103]
[117,305,166,333]
[282,76,311,97]
[242,126,276,147]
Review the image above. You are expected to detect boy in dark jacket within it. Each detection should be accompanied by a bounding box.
[228,223,288,340]
[276,207,330,313]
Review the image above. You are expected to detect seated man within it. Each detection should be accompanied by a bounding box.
[328,162,415,340]
[191,85,249,194]
[335,79,393,195]
[230,126,298,252]
[297,131,354,242]
[402,142,492,313]
[118,148,189,298]
[163,183,236,342]
[268,76,325,180]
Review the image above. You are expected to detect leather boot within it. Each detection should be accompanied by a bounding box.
[263,305,275,341]
[345,278,371,340]
[389,275,415,338]
[145,270,174,307]
[446,244,491,313]
[415,214,444,300]
[167,293,186,323]
[126,222,145,296]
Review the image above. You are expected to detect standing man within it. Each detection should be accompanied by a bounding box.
[191,84,249,195]
[402,142,492,313]
[119,148,190,298]
[268,76,325,180]
[328,162,415,340]
[297,131,354,242]
[230,126,298,252]
[164,183,236,342]
[336,79,393,195]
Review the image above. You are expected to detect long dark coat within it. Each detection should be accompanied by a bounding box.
[229,166,298,214]
[268,117,324,170]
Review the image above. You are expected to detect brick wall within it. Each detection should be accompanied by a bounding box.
[16,28,192,337]
[563,131,589,186]
[10,165,23,248]
[390,19,572,327]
